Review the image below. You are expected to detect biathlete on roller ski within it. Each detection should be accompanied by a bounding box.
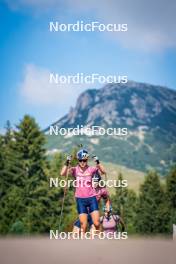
[72,170,111,234]
[100,206,125,236]
[60,149,106,234]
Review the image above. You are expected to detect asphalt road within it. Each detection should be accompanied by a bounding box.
[0,237,175,264]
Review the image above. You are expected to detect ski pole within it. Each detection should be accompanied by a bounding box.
[92,155,108,181]
[58,162,70,233]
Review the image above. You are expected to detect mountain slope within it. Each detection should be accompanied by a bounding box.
[45,81,176,174]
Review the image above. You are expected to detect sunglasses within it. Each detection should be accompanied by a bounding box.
[78,159,87,163]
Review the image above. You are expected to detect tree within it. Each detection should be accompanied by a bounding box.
[135,171,166,234]
[0,121,26,233]
[112,173,128,217]
[0,116,77,234]
[0,134,6,198]
[124,189,137,233]
[0,186,26,234]
[166,166,176,209]
[0,121,23,195]
[165,166,176,232]
[111,173,137,233]
[0,116,49,233]
[14,115,47,184]
[46,152,75,232]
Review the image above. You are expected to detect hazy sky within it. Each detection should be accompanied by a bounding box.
[1,0,176,129]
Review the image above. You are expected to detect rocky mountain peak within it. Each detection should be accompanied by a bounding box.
[51,81,176,132]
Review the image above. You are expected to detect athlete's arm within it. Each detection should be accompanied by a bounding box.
[93,156,106,174]
[104,197,111,212]
[101,188,111,211]
[96,163,106,175]
[60,155,73,176]
[60,165,71,176]
[99,216,104,232]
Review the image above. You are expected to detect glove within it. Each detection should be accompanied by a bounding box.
[65,155,72,166]
[92,155,100,165]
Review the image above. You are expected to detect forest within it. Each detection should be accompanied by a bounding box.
[0,115,175,235]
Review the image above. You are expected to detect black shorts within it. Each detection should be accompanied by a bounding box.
[76,196,99,214]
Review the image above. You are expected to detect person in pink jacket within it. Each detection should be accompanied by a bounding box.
[61,149,106,233]
[100,206,125,236]
[72,170,111,233]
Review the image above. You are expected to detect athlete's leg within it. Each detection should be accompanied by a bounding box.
[72,218,81,234]
[90,223,96,238]
[72,225,80,234]
[76,198,89,233]
[90,210,100,230]
[89,196,100,231]
[79,213,88,233]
